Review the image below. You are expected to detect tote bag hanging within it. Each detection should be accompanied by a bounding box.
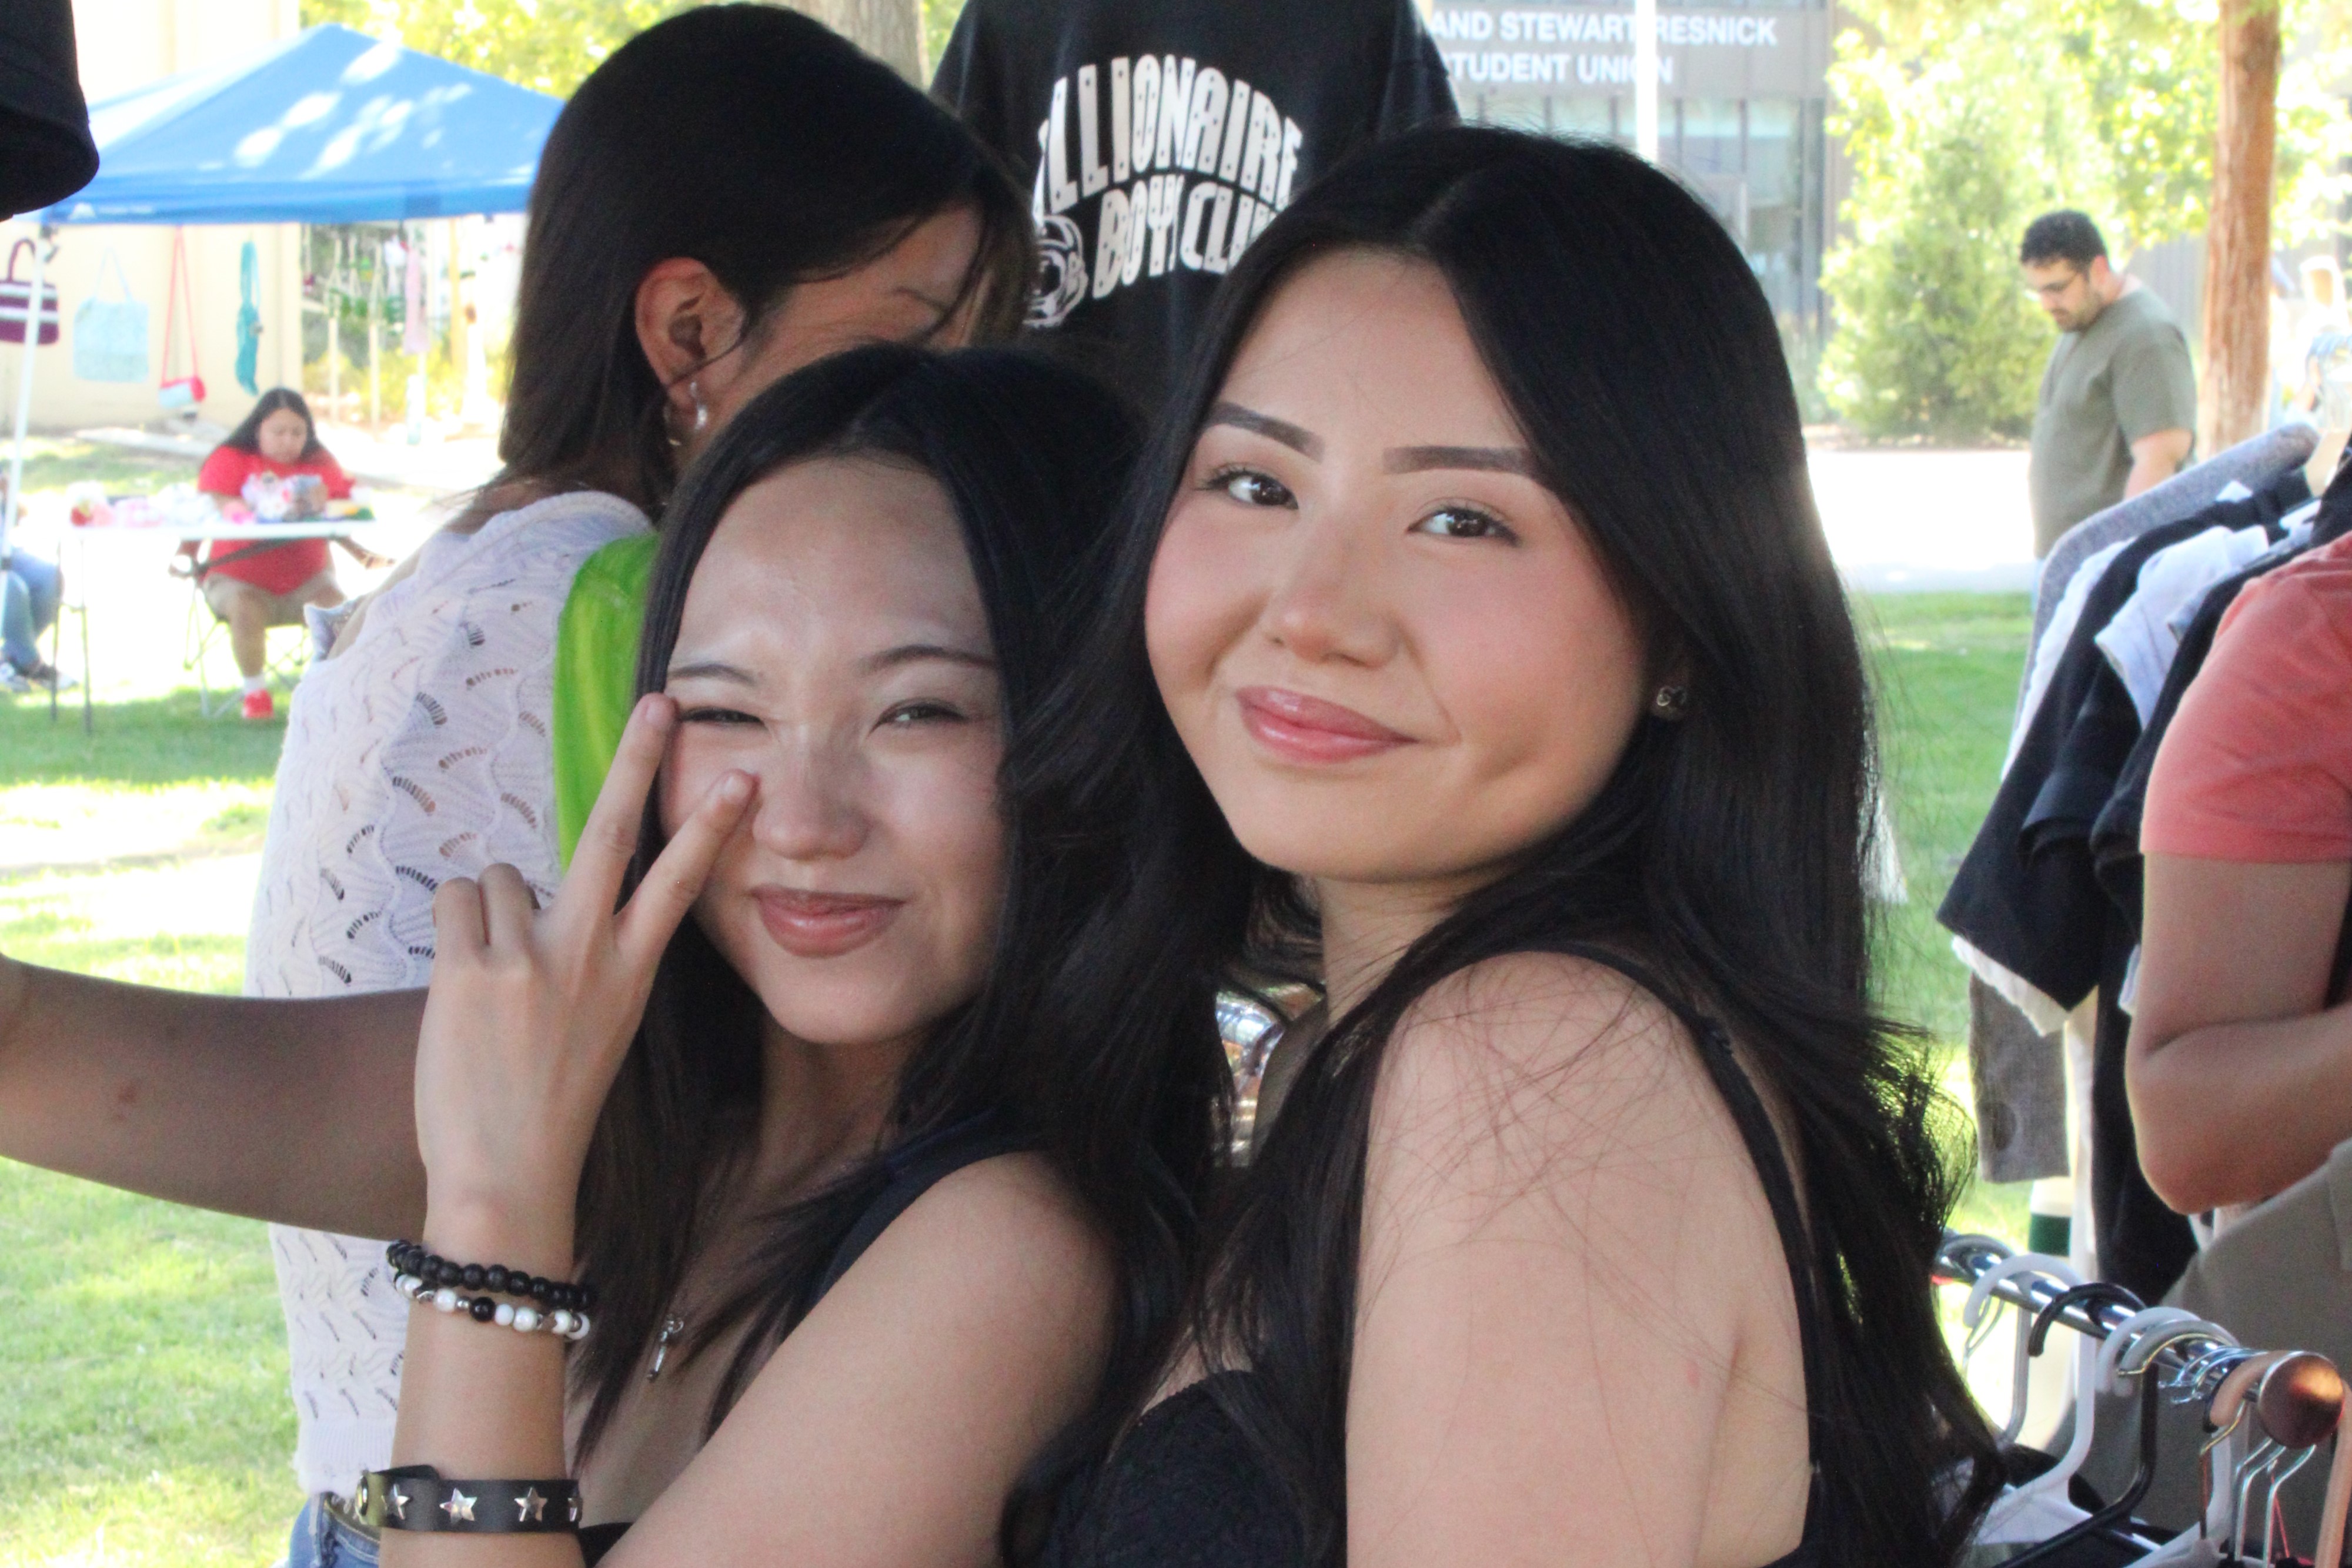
[158,229,205,409]
[0,239,61,346]
[73,248,149,383]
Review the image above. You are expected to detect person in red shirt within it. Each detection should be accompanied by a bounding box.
[192,388,385,719]
[2130,527,2352,1213]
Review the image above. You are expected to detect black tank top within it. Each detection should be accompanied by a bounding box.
[576,1111,1033,1567]
[1041,944,1827,1568]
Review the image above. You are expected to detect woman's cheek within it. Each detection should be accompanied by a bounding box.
[1144,504,1234,721]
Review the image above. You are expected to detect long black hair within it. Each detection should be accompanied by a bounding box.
[569,345,1228,1556]
[219,387,324,461]
[1021,125,2001,1564]
[496,5,1032,513]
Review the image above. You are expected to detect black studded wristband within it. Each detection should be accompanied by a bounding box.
[356,1465,582,1534]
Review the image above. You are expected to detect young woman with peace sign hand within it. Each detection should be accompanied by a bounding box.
[0,347,1227,1566]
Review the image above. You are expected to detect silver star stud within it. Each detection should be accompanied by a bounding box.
[388,1487,409,1522]
[516,1487,546,1523]
[442,1489,477,1523]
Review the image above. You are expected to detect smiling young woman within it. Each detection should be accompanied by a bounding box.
[1023,125,2002,1567]
[0,348,1224,1568]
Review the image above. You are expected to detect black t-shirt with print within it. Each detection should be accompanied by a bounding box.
[933,0,1455,414]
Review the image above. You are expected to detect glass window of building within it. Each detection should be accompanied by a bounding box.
[1427,0,1830,347]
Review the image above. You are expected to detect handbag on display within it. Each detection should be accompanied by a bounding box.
[0,238,61,346]
[157,229,205,408]
[72,247,148,383]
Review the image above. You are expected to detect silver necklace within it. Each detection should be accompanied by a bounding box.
[647,1315,687,1381]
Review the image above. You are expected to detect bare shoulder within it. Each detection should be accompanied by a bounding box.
[831,1151,1114,1321]
[1376,950,1733,1159]
[1364,951,1780,1320]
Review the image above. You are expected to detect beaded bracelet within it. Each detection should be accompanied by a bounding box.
[393,1269,593,1341]
[385,1241,594,1315]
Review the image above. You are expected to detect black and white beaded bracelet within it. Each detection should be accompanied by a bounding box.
[385,1241,594,1316]
[393,1269,593,1342]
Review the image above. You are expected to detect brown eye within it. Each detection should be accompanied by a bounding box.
[1214,467,1296,509]
[1411,506,1518,543]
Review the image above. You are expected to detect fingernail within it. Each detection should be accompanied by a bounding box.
[719,771,752,804]
[640,693,676,728]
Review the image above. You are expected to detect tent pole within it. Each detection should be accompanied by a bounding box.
[328,232,341,416]
[368,239,381,427]
[3,221,48,564]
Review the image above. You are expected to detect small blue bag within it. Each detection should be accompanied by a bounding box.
[73,248,149,384]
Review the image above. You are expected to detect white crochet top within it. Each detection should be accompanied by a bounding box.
[243,490,650,1498]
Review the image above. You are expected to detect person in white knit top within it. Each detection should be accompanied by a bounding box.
[112,9,1030,1561]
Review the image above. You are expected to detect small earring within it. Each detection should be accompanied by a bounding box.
[1651,684,1690,720]
[689,380,709,434]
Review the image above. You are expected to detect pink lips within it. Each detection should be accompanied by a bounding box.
[1235,686,1411,764]
[754,889,903,958]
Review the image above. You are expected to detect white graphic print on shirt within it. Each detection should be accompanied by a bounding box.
[1027,55,1305,325]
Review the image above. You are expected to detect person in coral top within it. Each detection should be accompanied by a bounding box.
[192,388,386,719]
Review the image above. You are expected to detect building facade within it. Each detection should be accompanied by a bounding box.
[1428,0,1833,345]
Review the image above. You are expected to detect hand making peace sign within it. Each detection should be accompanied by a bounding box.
[411,694,756,1248]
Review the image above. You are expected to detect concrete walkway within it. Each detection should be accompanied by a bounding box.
[1807,443,2038,596]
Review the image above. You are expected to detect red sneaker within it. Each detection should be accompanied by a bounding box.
[241,688,275,721]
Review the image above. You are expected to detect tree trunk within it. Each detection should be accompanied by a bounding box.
[2200,0,2280,456]
[777,0,926,85]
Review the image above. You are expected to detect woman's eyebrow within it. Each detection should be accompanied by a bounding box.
[1205,401,1323,459]
[861,643,997,674]
[667,659,759,686]
[1384,445,1536,476]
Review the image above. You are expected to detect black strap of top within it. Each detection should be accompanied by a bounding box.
[808,1109,1036,1308]
[1519,942,1829,1519]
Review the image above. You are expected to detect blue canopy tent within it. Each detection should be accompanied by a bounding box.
[1,25,559,710]
[43,24,559,225]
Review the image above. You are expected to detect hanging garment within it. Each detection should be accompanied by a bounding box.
[157,228,204,407]
[1966,438,2309,1190]
[234,239,261,396]
[2032,424,2316,664]
[71,245,146,382]
[1940,469,2312,1302]
[2094,513,2298,726]
[0,236,59,345]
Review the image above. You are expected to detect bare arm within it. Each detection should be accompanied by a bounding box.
[2124,428,2193,499]
[2127,853,2352,1212]
[607,1158,1111,1568]
[1345,955,1809,1567]
[0,952,427,1234]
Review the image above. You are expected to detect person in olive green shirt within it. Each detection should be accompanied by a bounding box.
[2021,210,2199,557]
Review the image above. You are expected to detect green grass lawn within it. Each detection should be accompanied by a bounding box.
[0,587,2037,1565]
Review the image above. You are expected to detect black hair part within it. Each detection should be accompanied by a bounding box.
[569,345,1225,1560]
[1021,124,2001,1566]
[219,387,324,460]
[2020,209,2109,268]
[497,5,1033,513]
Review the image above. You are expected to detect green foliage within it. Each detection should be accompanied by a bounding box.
[923,0,966,79]
[299,0,702,96]
[1822,4,2102,439]
[1823,0,2352,440]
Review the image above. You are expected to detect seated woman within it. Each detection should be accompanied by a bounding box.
[0,347,1217,1566]
[1028,125,2000,1566]
[190,387,382,719]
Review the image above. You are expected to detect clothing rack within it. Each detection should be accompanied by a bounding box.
[1936,1232,2343,1420]
[1939,1231,2351,1566]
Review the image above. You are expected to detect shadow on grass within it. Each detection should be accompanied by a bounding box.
[0,688,283,789]
[14,437,196,497]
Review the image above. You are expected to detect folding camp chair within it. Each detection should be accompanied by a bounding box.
[176,542,313,718]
